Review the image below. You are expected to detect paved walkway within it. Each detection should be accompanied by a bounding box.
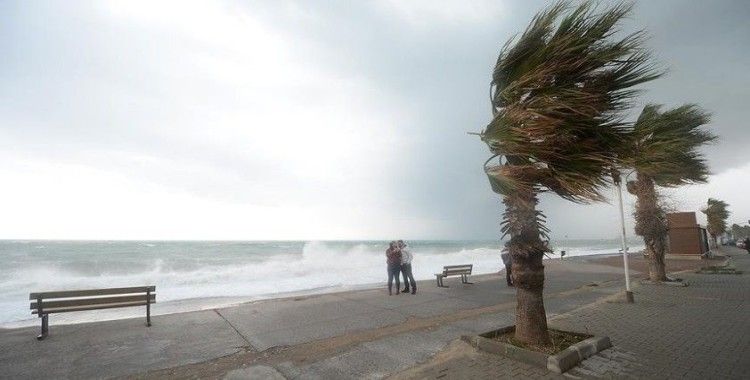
[0,250,739,379]
[396,247,750,380]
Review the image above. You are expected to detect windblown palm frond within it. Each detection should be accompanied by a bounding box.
[624,104,715,186]
[481,0,661,203]
[703,198,730,237]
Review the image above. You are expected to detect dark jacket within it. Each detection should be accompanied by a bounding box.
[386,248,402,266]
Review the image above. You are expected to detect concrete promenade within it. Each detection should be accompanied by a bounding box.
[0,250,743,379]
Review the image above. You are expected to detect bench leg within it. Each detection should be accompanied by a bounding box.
[37,314,48,340]
[436,275,449,288]
[146,290,152,327]
[461,274,474,284]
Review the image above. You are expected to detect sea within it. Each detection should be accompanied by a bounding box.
[0,239,643,327]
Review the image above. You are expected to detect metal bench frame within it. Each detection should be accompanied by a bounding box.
[30,285,155,340]
[435,264,473,287]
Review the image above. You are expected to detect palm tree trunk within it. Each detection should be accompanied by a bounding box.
[633,173,669,282]
[503,191,551,346]
[645,238,667,282]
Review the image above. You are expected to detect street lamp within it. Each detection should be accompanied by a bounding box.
[614,173,634,303]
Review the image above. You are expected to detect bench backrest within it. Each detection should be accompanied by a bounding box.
[30,286,156,315]
[443,264,472,276]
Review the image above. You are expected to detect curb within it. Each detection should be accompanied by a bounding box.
[463,327,612,374]
[547,336,611,373]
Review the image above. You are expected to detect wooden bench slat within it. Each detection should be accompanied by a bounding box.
[29,286,155,300]
[32,300,151,315]
[31,294,155,310]
[445,270,471,275]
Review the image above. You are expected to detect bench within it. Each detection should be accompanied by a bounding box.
[435,264,473,287]
[30,285,155,340]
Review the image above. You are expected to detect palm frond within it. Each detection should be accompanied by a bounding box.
[624,104,715,187]
[482,0,661,203]
[702,198,730,236]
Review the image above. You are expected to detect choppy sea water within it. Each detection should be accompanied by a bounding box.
[0,239,643,327]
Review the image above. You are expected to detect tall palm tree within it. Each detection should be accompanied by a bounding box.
[622,105,714,281]
[480,1,659,346]
[703,198,730,247]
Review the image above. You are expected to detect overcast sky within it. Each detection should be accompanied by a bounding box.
[1,0,748,240]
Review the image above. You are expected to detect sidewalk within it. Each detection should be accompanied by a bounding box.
[395,247,750,380]
[0,251,735,379]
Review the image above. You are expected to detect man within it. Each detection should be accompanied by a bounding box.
[744,237,750,254]
[501,252,513,287]
[398,240,416,294]
[386,241,402,295]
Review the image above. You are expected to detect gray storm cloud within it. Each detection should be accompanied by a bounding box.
[0,0,748,239]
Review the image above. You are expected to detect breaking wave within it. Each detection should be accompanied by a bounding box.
[0,239,640,326]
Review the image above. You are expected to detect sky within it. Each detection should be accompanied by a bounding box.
[1,0,748,240]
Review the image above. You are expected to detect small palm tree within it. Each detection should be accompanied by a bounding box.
[480,0,659,346]
[703,198,730,247]
[731,223,750,240]
[621,104,714,281]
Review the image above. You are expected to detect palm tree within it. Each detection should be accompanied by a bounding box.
[731,223,750,240]
[480,1,659,346]
[703,198,730,247]
[621,105,715,281]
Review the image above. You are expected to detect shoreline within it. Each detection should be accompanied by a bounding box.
[0,251,634,330]
[0,239,646,327]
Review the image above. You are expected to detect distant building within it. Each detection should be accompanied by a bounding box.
[667,212,709,258]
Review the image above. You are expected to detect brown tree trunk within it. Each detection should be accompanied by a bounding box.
[645,241,667,281]
[503,191,551,346]
[632,173,669,282]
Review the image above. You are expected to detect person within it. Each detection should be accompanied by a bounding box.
[386,241,402,295]
[744,237,750,254]
[501,252,513,287]
[398,240,416,294]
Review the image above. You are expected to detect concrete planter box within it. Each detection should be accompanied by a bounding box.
[462,326,611,374]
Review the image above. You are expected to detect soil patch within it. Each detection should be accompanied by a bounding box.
[483,328,591,355]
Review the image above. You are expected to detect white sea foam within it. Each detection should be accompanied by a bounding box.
[0,239,642,327]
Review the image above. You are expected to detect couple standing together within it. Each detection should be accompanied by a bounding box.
[385,240,416,295]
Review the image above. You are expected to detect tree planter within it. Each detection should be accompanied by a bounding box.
[462,326,611,374]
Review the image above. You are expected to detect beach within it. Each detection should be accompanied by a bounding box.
[0,250,731,379]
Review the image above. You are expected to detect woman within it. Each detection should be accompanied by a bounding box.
[386,241,402,295]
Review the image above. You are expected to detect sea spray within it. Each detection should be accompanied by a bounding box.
[0,239,643,326]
